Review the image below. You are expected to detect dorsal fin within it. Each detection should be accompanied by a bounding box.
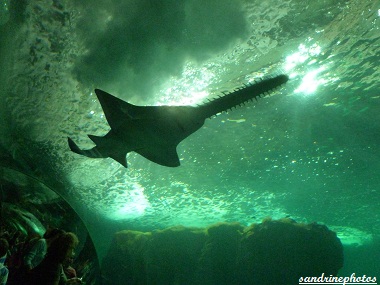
[94,89,136,129]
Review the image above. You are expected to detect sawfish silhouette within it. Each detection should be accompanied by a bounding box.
[68,74,288,167]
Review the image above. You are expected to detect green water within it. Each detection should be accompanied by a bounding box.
[0,0,379,279]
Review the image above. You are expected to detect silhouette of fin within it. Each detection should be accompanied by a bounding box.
[88,134,104,145]
[109,151,128,168]
[135,145,180,167]
[68,137,81,155]
[95,89,138,129]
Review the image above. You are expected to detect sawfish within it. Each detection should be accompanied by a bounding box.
[68,74,288,167]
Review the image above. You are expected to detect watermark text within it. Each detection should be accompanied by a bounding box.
[299,273,377,284]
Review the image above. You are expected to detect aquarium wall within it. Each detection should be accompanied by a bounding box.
[0,166,101,284]
[0,0,379,284]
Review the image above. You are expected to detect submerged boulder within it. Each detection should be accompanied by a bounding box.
[102,218,343,285]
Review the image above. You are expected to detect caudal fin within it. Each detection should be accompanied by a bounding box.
[68,137,128,168]
[68,137,106,159]
[68,137,82,154]
[87,134,104,145]
[109,151,128,168]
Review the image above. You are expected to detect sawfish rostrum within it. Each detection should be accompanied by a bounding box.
[68,74,289,167]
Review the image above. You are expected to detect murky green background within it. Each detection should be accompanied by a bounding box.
[0,0,379,273]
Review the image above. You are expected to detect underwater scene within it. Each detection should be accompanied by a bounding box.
[0,0,379,284]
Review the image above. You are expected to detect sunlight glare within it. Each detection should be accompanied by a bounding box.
[294,67,326,95]
[283,41,327,95]
[107,184,151,220]
[159,63,214,105]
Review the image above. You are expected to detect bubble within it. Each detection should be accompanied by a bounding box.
[0,0,10,26]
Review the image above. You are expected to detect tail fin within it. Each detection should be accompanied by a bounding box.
[109,151,128,168]
[87,134,104,145]
[68,137,128,167]
[68,137,106,158]
[68,137,82,155]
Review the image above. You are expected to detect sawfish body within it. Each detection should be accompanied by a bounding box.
[68,74,288,167]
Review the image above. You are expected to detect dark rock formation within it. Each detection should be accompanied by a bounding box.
[102,218,343,285]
